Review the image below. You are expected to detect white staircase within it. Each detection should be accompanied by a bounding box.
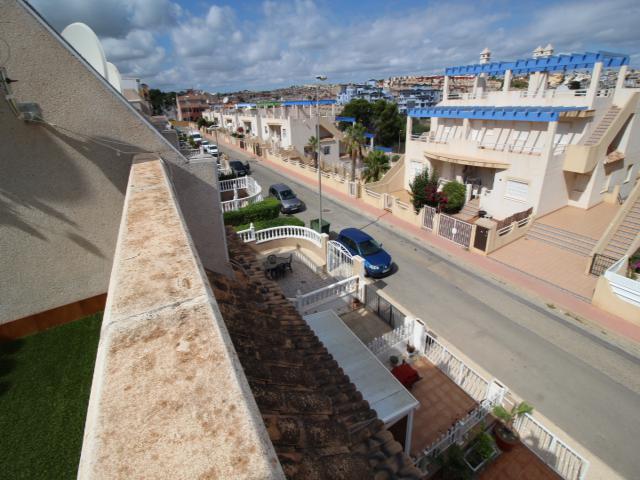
[526,222,597,257]
[583,106,621,146]
[602,196,640,259]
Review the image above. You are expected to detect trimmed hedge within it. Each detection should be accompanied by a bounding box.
[235,215,304,232]
[223,198,281,226]
[442,181,466,213]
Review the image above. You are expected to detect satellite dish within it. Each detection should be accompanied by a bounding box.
[222,96,229,104]
[106,62,122,93]
[61,23,108,79]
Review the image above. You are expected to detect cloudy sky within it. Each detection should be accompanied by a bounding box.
[29,0,640,93]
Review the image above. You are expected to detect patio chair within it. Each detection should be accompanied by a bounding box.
[284,253,293,272]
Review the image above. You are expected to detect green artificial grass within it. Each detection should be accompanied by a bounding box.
[0,312,103,479]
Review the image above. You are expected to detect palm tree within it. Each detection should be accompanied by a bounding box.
[307,135,319,167]
[362,150,390,183]
[344,123,366,181]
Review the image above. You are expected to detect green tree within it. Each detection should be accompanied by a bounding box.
[409,169,430,213]
[338,98,374,131]
[442,181,467,213]
[372,100,403,148]
[307,135,319,166]
[148,89,176,115]
[344,123,367,181]
[362,150,390,183]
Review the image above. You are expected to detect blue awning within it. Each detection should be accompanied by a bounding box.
[281,99,336,106]
[365,132,375,139]
[336,116,356,123]
[408,106,588,122]
[445,51,629,76]
[374,146,393,153]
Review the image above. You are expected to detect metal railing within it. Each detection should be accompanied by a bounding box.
[367,323,413,358]
[294,276,359,312]
[588,253,618,276]
[327,240,354,280]
[220,176,263,212]
[496,215,532,237]
[422,206,437,230]
[514,413,590,480]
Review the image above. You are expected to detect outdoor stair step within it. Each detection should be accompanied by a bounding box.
[612,232,636,242]
[528,222,598,246]
[608,238,633,250]
[525,231,593,256]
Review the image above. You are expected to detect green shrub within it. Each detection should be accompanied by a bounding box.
[235,215,304,232]
[442,181,466,213]
[223,198,280,226]
[409,169,430,213]
[218,172,236,181]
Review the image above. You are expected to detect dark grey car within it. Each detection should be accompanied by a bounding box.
[269,183,304,213]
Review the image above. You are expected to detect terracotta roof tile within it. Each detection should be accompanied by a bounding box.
[206,229,423,480]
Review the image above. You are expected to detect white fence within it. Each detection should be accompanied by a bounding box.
[366,323,413,358]
[237,225,323,248]
[497,215,533,236]
[423,331,492,403]
[437,214,473,248]
[327,240,354,279]
[220,176,263,212]
[515,413,589,480]
[294,276,359,312]
[604,256,640,307]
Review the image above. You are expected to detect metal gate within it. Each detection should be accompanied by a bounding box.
[438,214,472,248]
[589,253,617,276]
[383,193,394,211]
[422,206,437,230]
[474,225,489,251]
[364,285,406,329]
[327,240,354,279]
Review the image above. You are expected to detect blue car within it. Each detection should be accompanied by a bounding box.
[337,228,393,277]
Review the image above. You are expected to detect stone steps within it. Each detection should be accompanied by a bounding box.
[526,222,597,257]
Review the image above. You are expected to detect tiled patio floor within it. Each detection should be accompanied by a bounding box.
[340,307,392,345]
[489,237,598,299]
[479,442,562,480]
[409,356,478,457]
[537,203,620,240]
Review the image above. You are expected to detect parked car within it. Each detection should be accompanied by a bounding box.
[189,132,202,145]
[269,183,304,213]
[337,228,393,277]
[229,160,251,177]
[203,143,218,155]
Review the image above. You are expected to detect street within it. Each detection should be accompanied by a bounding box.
[221,145,640,479]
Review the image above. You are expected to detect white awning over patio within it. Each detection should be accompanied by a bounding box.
[304,310,420,425]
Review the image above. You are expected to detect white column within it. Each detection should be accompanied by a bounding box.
[404,410,414,455]
[587,61,604,106]
[544,121,558,158]
[615,65,629,91]
[503,69,512,92]
[406,116,413,144]
[443,75,450,100]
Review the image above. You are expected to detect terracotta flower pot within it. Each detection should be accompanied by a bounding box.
[493,422,519,452]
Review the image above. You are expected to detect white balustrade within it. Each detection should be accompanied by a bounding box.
[220,176,263,212]
[250,225,323,247]
[367,324,413,358]
[295,276,359,312]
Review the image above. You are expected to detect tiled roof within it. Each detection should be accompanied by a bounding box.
[207,230,422,480]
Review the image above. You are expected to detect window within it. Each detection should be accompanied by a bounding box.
[323,146,331,155]
[505,179,529,201]
[624,164,634,183]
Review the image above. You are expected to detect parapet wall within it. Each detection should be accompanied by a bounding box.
[78,155,284,479]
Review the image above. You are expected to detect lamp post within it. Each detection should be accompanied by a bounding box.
[315,75,327,232]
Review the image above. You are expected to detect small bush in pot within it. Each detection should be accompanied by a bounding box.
[463,431,496,472]
[492,401,533,451]
[389,355,399,367]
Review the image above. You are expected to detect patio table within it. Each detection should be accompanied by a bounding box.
[263,255,289,279]
[391,362,421,390]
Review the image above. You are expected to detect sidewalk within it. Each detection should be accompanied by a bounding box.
[214,136,640,345]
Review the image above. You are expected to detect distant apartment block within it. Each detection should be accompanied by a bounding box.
[176,90,211,121]
[337,79,441,114]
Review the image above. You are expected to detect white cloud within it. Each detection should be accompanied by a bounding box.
[30,0,640,91]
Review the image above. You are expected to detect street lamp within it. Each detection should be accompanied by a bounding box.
[315,74,327,232]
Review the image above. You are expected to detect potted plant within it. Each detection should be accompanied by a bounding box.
[389,355,399,367]
[406,343,416,355]
[491,401,533,451]
[463,431,497,472]
[435,444,471,480]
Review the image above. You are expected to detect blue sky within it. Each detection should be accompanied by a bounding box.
[30,0,640,92]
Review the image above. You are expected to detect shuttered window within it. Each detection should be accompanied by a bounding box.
[505,179,529,201]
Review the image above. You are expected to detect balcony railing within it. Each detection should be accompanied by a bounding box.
[219,176,263,212]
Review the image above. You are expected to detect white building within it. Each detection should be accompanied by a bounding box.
[403,47,638,220]
[206,100,344,164]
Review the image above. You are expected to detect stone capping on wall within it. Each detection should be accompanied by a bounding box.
[78,155,284,479]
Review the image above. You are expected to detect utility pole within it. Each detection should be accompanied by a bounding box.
[315,75,327,232]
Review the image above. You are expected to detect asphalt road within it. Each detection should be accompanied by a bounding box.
[223,146,640,479]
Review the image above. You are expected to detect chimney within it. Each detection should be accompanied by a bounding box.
[480,47,491,64]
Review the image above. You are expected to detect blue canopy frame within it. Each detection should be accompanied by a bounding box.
[408,106,588,122]
[445,51,629,76]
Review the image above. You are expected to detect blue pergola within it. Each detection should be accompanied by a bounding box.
[408,106,588,122]
[445,51,629,76]
[336,116,356,123]
[364,132,375,139]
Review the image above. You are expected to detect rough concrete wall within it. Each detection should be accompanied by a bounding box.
[0,1,228,324]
